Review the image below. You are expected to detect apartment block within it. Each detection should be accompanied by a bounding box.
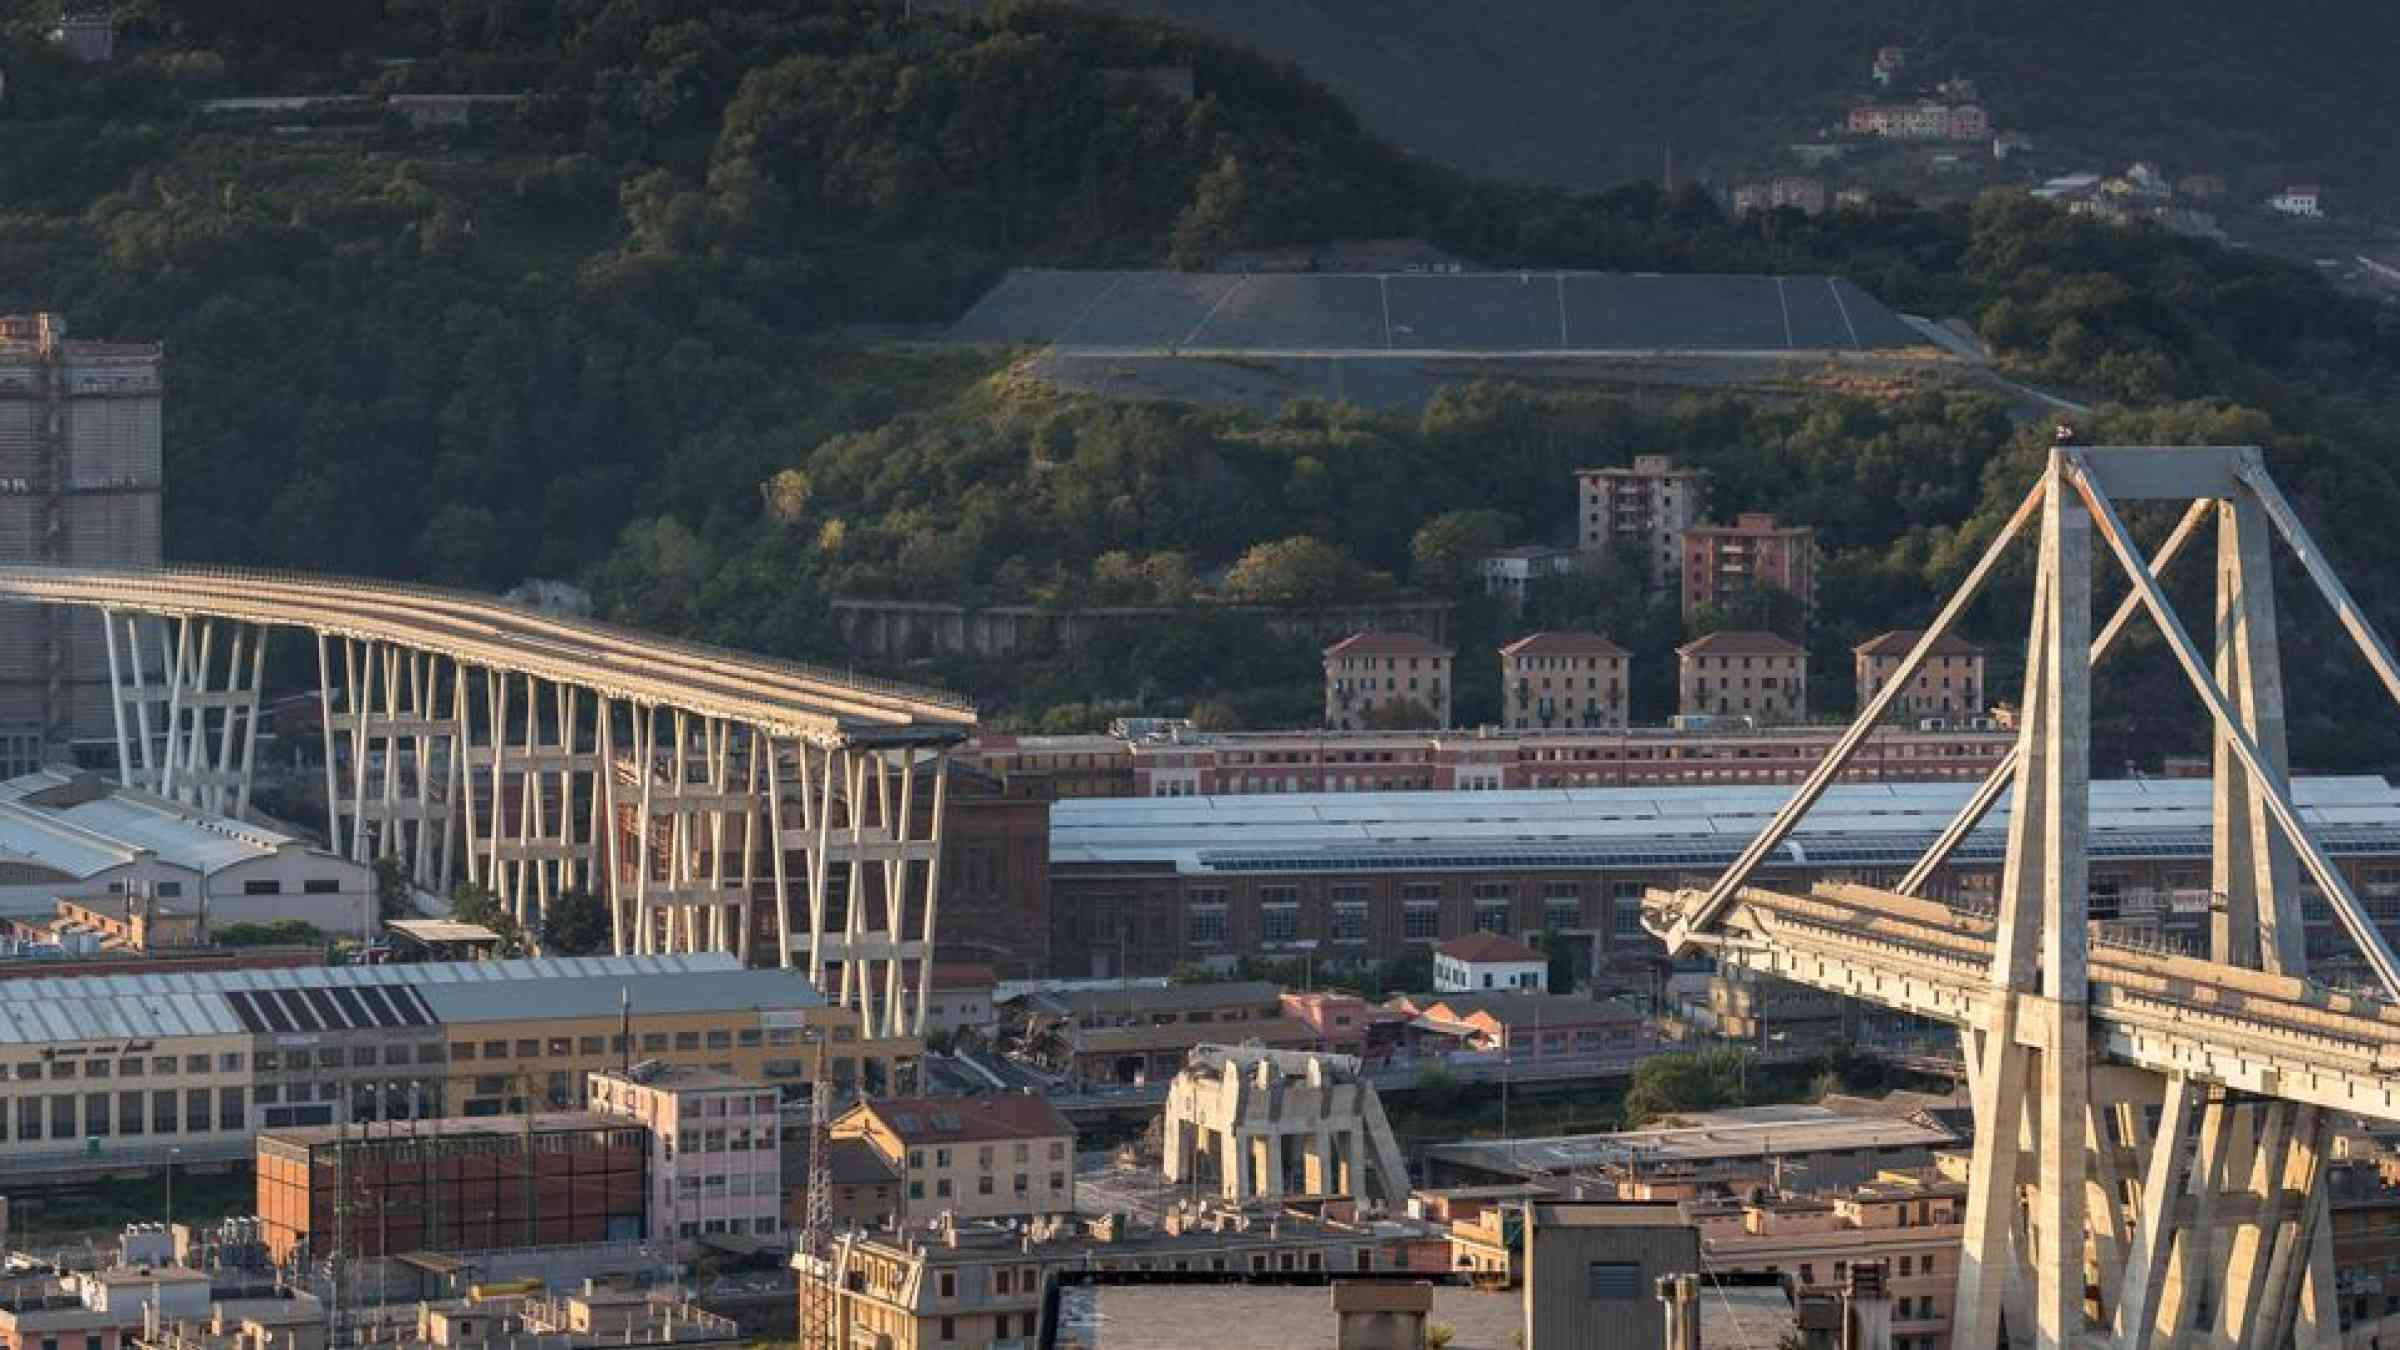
[587,1065,784,1245]
[1683,1175,1964,1350]
[1575,456,1705,585]
[830,1094,1076,1225]
[1680,513,1816,627]
[1499,631,1628,730]
[1853,630,1986,721]
[798,1207,1410,1350]
[1323,631,1453,731]
[0,314,162,748]
[1677,630,1808,723]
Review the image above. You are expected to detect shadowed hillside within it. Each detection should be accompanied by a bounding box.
[1095,0,2400,208]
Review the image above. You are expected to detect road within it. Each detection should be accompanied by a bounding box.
[1042,1036,1958,1115]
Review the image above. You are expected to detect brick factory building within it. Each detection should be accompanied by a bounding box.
[255,1113,650,1262]
[1045,777,2400,978]
[960,721,2016,801]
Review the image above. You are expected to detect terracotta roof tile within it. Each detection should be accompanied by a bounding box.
[1500,631,1629,659]
[1436,933,1543,963]
[846,1094,1074,1146]
[1324,630,1453,659]
[1852,629,1982,658]
[1676,630,1806,657]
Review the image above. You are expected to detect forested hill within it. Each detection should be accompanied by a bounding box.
[1093,0,2400,209]
[2,2,2400,766]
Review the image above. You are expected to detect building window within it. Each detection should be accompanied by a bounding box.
[1261,904,1300,943]
[1588,1262,1641,1299]
[1186,903,1228,946]
[1331,903,1368,943]
[1404,903,1441,940]
[303,879,340,894]
[1473,905,1511,935]
[242,879,281,895]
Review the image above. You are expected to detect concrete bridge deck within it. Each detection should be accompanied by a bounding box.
[1652,881,2400,1124]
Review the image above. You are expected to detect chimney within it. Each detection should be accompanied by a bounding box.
[1656,1274,1702,1350]
[1842,1262,1893,1350]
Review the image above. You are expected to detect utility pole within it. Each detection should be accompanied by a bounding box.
[798,1030,835,1350]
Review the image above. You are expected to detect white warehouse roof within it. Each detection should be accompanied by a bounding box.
[1049,776,2400,875]
[0,769,323,879]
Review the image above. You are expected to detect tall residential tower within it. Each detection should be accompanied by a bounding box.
[0,313,163,762]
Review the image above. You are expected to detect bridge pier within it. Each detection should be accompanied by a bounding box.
[105,609,264,816]
[1653,446,2400,1350]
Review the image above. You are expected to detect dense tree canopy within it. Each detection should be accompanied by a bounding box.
[0,1,2396,768]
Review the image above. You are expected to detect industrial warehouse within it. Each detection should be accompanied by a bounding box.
[0,953,894,1172]
[1045,775,2400,976]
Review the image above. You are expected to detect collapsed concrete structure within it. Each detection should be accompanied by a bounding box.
[1162,1045,1410,1209]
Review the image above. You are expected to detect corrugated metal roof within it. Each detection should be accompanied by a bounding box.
[1051,776,2400,873]
[0,952,792,1044]
[0,990,246,1043]
[0,770,319,877]
[418,966,823,1023]
[0,952,740,1002]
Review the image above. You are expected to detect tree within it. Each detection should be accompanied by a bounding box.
[215,919,326,947]
[541,891,613,956]
[1168,156,1249,271]
[373,858,415,922]
[1222,535,1376,608]
[1410,509,1521,592]
[448,882,525,956]
[1621,1048,1749,1127]
[1531,927,1581,994]
[1360,696,1439,730]
[761,468,813,525]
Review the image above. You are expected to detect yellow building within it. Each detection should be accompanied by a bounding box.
[433,970,891,1116]
[0,954,917,1171]
[831,1095,1076,1225]
[1852,630,1986,722]
[1498,631,1630,731]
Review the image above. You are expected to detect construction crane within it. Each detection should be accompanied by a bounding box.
[797,1029,835,1350]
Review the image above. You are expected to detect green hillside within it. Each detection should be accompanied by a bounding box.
[0,1,2396,766]
[1097,0,2400,210]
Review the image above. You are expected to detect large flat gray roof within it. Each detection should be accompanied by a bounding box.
[1427,1104,1961,1177]
[0,953,821,1045]
[419,966,823,1023]
[1050,776,2400,875]
[0,952,740,1003]
[946,270,1929,354]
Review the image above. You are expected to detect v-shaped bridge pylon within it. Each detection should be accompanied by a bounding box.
[1647,446,2400,1350]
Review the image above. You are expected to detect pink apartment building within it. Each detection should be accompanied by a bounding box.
[588,1064,785,1246]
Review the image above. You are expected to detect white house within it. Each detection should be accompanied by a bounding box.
[1433,933,1548,993]
[2268,185,2323,218]
[1479,545,1579,611]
